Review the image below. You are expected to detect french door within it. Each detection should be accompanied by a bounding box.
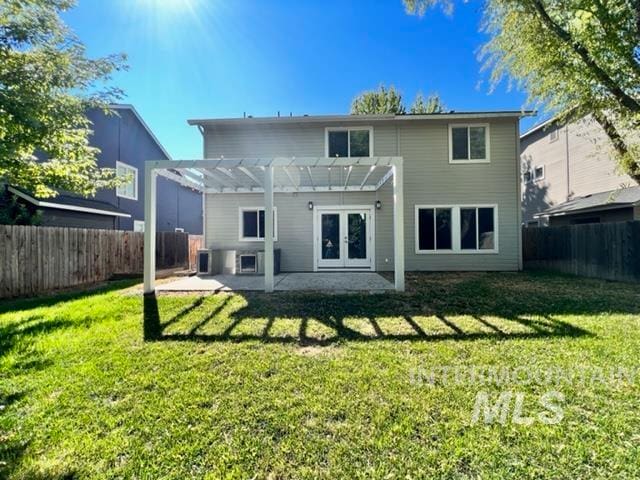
[315,206,374,270]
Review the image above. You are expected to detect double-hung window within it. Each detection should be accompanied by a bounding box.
[415,205,498,253]
[116,161,138,200]
[326,127,373,157]
[239,207,277,241]
[449,124,490,163]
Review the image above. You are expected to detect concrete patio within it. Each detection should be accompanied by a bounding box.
[155,272,394,293]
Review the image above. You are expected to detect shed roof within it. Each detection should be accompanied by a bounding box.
[8,186,131,218]
[534,186,640,218]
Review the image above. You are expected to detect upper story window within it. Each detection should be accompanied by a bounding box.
[239,207,278,241]
[116,161,138,200]
[326,127,373,157]
[523,165,544,184]
[449,124,490,163]
[549,129,559,143]
[533,165,544,181]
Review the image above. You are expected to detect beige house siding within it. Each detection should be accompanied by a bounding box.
[203,118,520,272]
[520,115,633,224]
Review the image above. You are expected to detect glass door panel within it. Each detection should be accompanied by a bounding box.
[347,213,367,259]
[318,212,342,267]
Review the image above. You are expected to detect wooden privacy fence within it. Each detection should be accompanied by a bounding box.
[523,221,640,282]
[0,225,203,298]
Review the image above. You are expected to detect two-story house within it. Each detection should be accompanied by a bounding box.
[4,104,203,233]
[143,111,530,293]
[520,115,640,226]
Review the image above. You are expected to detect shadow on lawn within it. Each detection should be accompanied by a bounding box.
[141,272,627,346]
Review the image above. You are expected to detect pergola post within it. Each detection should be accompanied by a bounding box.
[392,159,405,292]
[264,165,274,292]
[143,165,157,294]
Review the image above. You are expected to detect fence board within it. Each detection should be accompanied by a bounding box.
[0,226,198,298]
[523,221,640,282]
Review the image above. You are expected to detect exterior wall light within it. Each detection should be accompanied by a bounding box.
[308,201,314,210]
[376,200,382,210]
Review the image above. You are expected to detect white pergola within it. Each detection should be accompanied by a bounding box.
[143,156,405,294]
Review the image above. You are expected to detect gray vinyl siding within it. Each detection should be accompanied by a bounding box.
[203,118,520,272]
[205,191,379,272]
[401,120,519,271]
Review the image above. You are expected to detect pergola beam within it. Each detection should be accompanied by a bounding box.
[344,166,353,189]
[360,165,376,190]
[199,168,236,190]
[376,167,394,190]
[306,166,315,191]
[146,156,401,171]
[283,166,298,190]
[237,166,262,187]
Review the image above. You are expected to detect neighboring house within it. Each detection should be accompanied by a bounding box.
[4,104,203,233]
[520,114,640,226]
[161,111,527,276]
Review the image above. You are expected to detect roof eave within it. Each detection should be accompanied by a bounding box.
[188,111,536,127]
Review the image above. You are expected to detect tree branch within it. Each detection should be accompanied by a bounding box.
[531,0,640,113]
[592,111,640,183]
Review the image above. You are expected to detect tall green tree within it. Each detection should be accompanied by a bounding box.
[404,0,640,183]
[0,0,128,198]
[410,92,446,113]
[351,84,446,114]
[351,85,406,114]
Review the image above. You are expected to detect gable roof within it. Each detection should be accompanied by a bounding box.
[534,186,640,218]
[108,104,173,160]
[188,110,535,128]
[8,186,131,218]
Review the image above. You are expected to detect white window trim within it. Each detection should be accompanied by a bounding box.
[533,165,545,182]
[116,161,138,200]
[549,129,559,143]
[325,126,374,158]
[133,220,145,232]
[238,207,278,242]
[415,204,499,254]
[448,123,491,164]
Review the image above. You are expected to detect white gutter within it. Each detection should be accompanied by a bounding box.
[8,187,131,218]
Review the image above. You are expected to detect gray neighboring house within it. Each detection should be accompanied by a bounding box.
[182,111,527,274]
[520,114,640,226]
[4,104,202,233]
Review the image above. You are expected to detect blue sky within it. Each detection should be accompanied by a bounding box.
[64,0,537,159]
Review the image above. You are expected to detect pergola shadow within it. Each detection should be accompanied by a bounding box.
[143,292,593,346]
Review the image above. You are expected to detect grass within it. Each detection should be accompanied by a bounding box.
[1,271,639,479]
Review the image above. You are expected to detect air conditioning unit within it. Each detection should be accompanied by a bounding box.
[197,249,213,276]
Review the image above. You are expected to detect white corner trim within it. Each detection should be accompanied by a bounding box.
[7,186,131,218]
[448,123,491,164]
[116,161,139,200]
[238,206,278,242]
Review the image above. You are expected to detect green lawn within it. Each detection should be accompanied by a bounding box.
[1,272,639,479]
